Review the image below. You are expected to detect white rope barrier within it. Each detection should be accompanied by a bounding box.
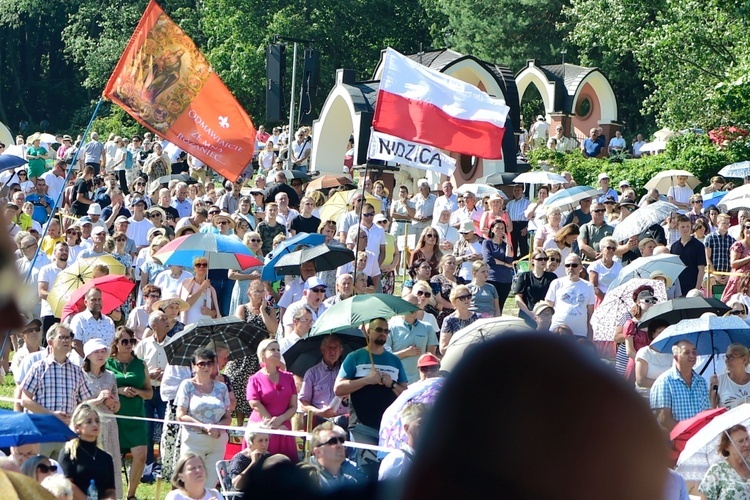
[0,396,397,454]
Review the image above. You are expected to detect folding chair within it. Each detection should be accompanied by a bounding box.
[215,459,243,498]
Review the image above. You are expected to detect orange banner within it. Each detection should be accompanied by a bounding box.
[103,0,255,181]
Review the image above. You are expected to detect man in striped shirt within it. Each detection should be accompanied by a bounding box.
[506,184,531,258]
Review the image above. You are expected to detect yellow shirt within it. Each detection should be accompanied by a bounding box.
[41,235,64,256]
[383,233,396,267]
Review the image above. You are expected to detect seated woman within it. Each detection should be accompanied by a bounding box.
[229,429,274,491]
[699,424,750,499]
[402,258,447,310]
[59,403,116,500]
[20,454,58,484]
[166,453,225,500]
[710,343,750,409]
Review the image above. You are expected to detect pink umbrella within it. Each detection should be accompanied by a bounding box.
[61,275,136,323]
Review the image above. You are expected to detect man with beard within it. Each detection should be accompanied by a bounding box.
[38,241,70,336]
[334,317,407,479]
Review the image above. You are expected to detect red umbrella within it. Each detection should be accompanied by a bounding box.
[60,275,136,323]
[669,407,727,464]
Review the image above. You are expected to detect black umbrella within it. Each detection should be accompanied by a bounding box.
[273,243,354,276]
[639,297,731,330]
[283,170,312,182]
[156,173,198,185]
[283,329,367,377]
[163,317,271,366]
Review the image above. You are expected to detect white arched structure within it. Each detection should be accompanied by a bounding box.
[310,85,358,175]
[515,62,556,119]
[573,71,618,124]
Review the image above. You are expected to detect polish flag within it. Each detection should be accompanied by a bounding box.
[372,48,510,160]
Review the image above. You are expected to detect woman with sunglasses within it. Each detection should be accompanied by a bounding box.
[722,222,750,303]
[247,339,299,462]
[63,226,83,264]
[468,261,501,318]
[175,348,232,489]
[439,285,479,353]
[20,454,59,484]
[710,343,750,409]
[615,286,660,381]
[587,236,622,306]
[512,249,558,328]
[483,219,515,315]
[402,258,444,306]
[106,327,152,500]
[543,223,580,278]
[228,231,264,316]
[409,227,442,278]
[83,339,123,499]
[16,169,35,193]
[111,231,134,280]
[180,257,220,325]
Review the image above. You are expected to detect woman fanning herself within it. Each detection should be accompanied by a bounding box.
[482,219,515,314]
[175,348,232,489]
[468,261,500,318]
[710,344,750,409]
[699,424,750,499]
[247,339,299,462]
[59,403,117,500]
[408,227,442,278]
[106,327,152,500]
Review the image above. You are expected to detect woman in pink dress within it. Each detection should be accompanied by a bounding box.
[246,338,299,462]
[722,225,750,303]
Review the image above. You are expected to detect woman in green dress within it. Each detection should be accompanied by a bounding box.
[25,137,48,182]
[106,326,153,500]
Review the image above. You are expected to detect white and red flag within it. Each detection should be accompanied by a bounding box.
[372,48,510,160]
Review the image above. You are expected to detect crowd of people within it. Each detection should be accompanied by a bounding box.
[4,124,750,499]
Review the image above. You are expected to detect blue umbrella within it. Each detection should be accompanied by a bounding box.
[541,185,600,213]
[0,155,28,172]
[719,161,750,179]
[702,190,727,208]
[261,232,326,281]
[0,409,77,447]
[650,316,750,360]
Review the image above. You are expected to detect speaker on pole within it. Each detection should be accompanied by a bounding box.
[266,44,286,123]
[297,48,320,125]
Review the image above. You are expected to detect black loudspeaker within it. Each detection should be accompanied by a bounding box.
[266,44,286,123]
[297,48,320,125]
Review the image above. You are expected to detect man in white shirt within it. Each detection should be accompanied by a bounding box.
[291,130,311,172]
[431,181,458,222]
[279,308,313,360]
[667,175,695,211]
[545,253,595,339]
[359,202,386,265]
[608,131,626,155]
[38,241,69,334]
[78,226,109,259]
[410,179,437,236]
[282,277,328,335]
[632,134,647,158]
[127,197,155,249]
[70,288,116,356]
[275,192,299,228]
[337,191,364,243]
[277,260,318,319]
[450,191,483,231]
[40,161,66,205]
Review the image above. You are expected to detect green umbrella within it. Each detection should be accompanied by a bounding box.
[310,294,421,336]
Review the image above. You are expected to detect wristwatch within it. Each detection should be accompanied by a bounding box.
[390,381,396,389]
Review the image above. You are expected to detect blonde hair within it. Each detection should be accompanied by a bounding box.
[64,403,102,461]
[471,260,488,274]
[256,338,278,362]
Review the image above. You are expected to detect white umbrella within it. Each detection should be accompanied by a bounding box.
[455,183,507,199]
[591,279,667,341]
[677,403,750,469]
[718,184,750,213]
[0,122,13,147]
[639,141,668,153]
[2,145,25,159]
[644,169,700,193]
[611,201,678,242]
[541,185,600,213]
[718,161,750,179]
[513,171,567,185]
[608,253,686,290]
[653,128,676,141]
[440,317,531,372]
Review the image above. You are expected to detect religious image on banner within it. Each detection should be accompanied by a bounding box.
[104,0,255,181]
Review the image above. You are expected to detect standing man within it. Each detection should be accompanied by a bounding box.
[170,182,192,219]
[410,179,437,237]
[431,181,458,222]
[83,132,106,176]
[650,340,709,432]
[219,179,244,215]
[544,254,595,339]
[127,197,155,250]
[78,225,109,259]
[578,202,614,260]
[25,177,54,225]
[386,296,438,384]
[20,323,93,458]
[359,202,386,266]
[281,277,328,335]
[334,318,407,478]
[291,129,311,172]
[564,197,593,227]
[705,214,735,291]
[506,184,531,258]
[38,241,69,336]
[40,161,66,207]
[671,214,706,294]
[70,166,95,217]
[529,115,549,149]
[451,191,483,232]
[69,288,116,357]
[337,191,364,244]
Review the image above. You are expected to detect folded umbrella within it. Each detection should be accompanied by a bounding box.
[719,160,750,179]
[310,294,421,337]
[440,317,532,372]
[0,409,77,447]
[591,279,667,341]
[283,329,366,377]
[612,201,678,242]
[274,244,355,276]
[644,169,699,193]
[261,232,326,281]
[47,256,127,318]
[650,316,750,357]
[639,297,731,330]
[163,316,270,367]
[154,233,263,271]
[541,185,599,213]
[61,275,136,323]
[608,254,686,291]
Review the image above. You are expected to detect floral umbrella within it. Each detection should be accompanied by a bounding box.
[379,377,445,450]
[591,278,667,341]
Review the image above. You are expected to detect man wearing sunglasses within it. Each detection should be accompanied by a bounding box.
[544,254,595,339]
[386,294,438,384]
[335,317,407,479]
[578,202,614,260]
[281,277,328,336]
[310,421,366,490]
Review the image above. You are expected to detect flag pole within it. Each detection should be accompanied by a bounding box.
[5,97,104,361]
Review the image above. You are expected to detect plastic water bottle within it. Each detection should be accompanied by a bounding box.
[87,479,98,500]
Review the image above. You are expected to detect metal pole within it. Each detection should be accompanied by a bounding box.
[287,42,298,171]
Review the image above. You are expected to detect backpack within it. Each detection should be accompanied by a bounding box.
[124,150,134,169]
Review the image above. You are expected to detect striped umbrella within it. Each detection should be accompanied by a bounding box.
[153,233,263,270]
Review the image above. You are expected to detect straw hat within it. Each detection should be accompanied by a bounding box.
[152,296,190,313]
[212,211,235,229]
[649,270,674,289]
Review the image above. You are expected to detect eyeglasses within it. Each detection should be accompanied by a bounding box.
[209,211,220,215]
[119,338,137,345]
[194,262,208,268]
[249,238,261,243]
[727,353,745,360]
[564,263,580,268]
[456,295,471,301]
[534,257,549,262]
[195,360,215,368]
[425,234,437,238]
[18,172,26,176]
[321,436,346,446]
[217,220,230,225]
[36,464,58,474]
[23,327,41,334]
[416,290,432,298]
[641,298,658,304]
[604,246,617,251]
[730,310,745,316]
[371,327,390,334]
[149,213,162,218]
[115,238,126,242]
[593,209,606,213]
[377,220,388,224]
[548,258,561,263]
[310,287,326,293]
[363,212,375,217]
[693,200,703,204]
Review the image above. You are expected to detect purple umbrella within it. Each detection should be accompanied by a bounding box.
[379,377,445,450]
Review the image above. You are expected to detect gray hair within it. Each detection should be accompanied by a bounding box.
[41,475,74,498]
[672,340,694,356]
[46,322,72,342]
[148,310,166,328]
[401,402,429,428]
[293,307,312,321]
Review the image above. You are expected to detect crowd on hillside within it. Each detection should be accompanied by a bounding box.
[3,123,750,499]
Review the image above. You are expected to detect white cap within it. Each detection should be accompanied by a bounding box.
[91,225,107,235]
[87,203,102,215]
[597,173,610,182]
[619,180,630,188]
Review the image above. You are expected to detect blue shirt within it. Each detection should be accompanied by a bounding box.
[24,193,54,224]
[583,138,603,158]
[482,239,514,284]
[650,367,709,421]
[386,317,438,383]
[171,198,193,218]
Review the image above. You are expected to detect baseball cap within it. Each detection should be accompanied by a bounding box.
[92,225,107,235]
[598,173,610,182]
[20,315,42,332]
[77,216,93,226]
[619,180,630,188]
[459,220,475,234]
[533,302,554,316]
[373,214,388,223]
[115,215,130,225]
[87,203,102,215]
[147,227,166,240]
[131,196,147,207]
[304,277,327,290]
[83,338,110,358]
[417,353,440,368]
